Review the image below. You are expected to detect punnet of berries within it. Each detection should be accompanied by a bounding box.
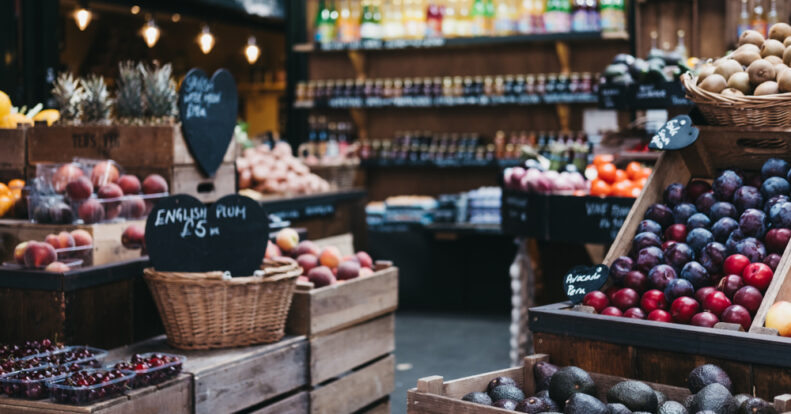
[48,368,135,405]
[112,353,184,388]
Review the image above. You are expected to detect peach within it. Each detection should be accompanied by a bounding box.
[45,234,60,249]
[23,241,56,268]
[319,246,341,268]
[121,224,145,249]
[308,266,336,288]
[276,228,300,252]
[142,174,169,195]
[66,176,93,201]
[122,196,146,219]
[45,261,71,273]
[264,240,282,259]
[293,240,320,257]
[766,301,791,336]
[78,199,105,224]
[13,241,30,264]
[337,260,360,280]
[359,267,375,278]
[356,251,373,268]
[98,183,123,219]
[296,254,319,274]
[91,161,120,188]
[117,174,141,195]
[53,163,84,193]
[342,254,358,263]
[70,229,93,246]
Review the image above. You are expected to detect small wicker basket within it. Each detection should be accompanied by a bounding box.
[143,258,301,350]
[682,73,791,127]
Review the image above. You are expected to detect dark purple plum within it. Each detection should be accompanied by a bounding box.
[743,171,763,188]
[664,278,695,303]
[644,204,674,228]
[648,264,678,290]
[738,208,767,238]
[664,183,686,207]
[610,256,633,285]
[687,213,711,230]
[762,157,790,180]
[673,203,697,224]
[735,237,766,263]
[686,180,712,203]
[710,202,739,221]
[769,201,791,229]
[636,246,664,273]
[726,229,746,254]
[632,232,662,255]
[664,242,695,270]
[764,253,782,271]
[761,176,791,199]
[712,217,739,243]
[636,219,663,236]
[624,270,649,293]
[696,192,717,214]
[764,194,790,214]
[686,228,714,253]
[713,170,743,201]
[700,242,728,274]
[681,261,710,289]
[733,186,763,213]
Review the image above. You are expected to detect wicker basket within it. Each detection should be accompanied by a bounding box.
[143,258,301,350]
[682,73,791,127]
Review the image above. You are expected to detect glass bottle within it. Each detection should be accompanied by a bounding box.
[532,0,545,33]
[457,0,473,35]
[338,0,355,42]
[752,0,768,37]
[484,0,497,34]
[384,0,406,39]
[572,0,587,31]
[586,0,598,31]
[471,0,487,35]
[518,0,533,33]
[738,0,750,38]
[316,0,335,43]
[426,1,444,37]
[768,0,778,26]
[494,0,514,35]
[675,30,687,61]
[443,0,459,36]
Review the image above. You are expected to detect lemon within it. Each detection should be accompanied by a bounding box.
[33,109,60,126]
[5,113,32,128]
[0,91,10,119]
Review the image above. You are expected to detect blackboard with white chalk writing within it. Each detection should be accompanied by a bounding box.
[145,194,268,276]
[649,114,698,150]
[564,264,609,304]
[178,68,238,177]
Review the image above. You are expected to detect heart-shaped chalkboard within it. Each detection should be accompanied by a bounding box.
[145,194,268,276]
[564,264,609,304]
[178,68,238,176]
[649,115,699,150]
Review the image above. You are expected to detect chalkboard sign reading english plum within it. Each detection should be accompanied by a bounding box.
[145,194,268,276]
[564,264,609,304]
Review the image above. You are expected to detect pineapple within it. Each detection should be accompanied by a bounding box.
[80,74,113,124]
[139,62,177,124]
[115,61,143,123]
[51,72,83,124]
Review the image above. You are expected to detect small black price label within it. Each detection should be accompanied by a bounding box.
[649,114,699,150]
[564,264,609,304]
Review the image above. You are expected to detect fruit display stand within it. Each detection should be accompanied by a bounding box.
[25,124,236,203]
[406,353,791,413]
[0,126,26,182]
[286,233,397,414]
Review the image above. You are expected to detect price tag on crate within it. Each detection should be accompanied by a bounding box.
[564,264,609,304]
[649,115,699,150]
[145,194,268,276]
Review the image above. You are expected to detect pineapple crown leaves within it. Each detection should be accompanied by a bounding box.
[80,74,114,123]
[51,72,83,122]
[116,60,144,119]
[138,61,178,120]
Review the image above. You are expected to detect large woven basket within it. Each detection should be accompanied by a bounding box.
[682,73,791,127]
[143,258,301,350]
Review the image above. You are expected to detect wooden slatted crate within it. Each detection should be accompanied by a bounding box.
[0,127,26,183]
[310,354,395,414]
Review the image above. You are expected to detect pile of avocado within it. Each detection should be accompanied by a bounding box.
[460,361,777,413]
[602,52,692,87]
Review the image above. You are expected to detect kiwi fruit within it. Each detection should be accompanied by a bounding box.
[778,68,791,92]
[775,63,789,77]
[737,43,761,54]
[769,23,791,41]
[748,59,777,85]
[714,59,744,81]
[699,74,727,93]
[697,64,716,84]
[762,39,786,57]
[727,71,751,94]
[783,46,791,66]
[740,30,766,47]
[765,55,784,65]
[732,50,761,66]
[721,88,745,97]
[755,80,780,95]
[785,37,791,48]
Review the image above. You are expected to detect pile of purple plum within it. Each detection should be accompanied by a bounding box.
[583,158,791,330]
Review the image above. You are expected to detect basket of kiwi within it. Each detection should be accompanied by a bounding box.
[682,22,791,127]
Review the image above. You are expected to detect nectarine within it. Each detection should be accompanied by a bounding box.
[122,225,145,249]
[276,228,299,252]
[91,161,120,188]
[356,251,373,268]
[45,234,60,249]
[117,174,141,195]
[78,199,105,224]
[766,301,791,336]
[337,260,360,280]
[66,176,93,201]
[296,254,319,274]
[23,242,56,268]
[98,183,123,219]
[45,261,71,272]
[53,163,84,193]
[13,241,30,264]
[308,266,336,288]
[58,231,75,249]
[142,174,168,195]
[319,246,342,268]
[70,229,93,246]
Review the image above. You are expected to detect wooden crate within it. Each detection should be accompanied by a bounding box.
[0,219,145,266]
[310,354,395,414]
[0,374,191,414]
[407,353,791,413]
[358,397,391,414]
[0,127,26,183]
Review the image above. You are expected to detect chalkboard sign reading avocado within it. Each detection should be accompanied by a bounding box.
[649,115,698,150]
[178,68,238,176]
[564,264,609,304]
[145,194,268,276]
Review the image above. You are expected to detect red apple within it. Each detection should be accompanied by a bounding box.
[611,288,640,311]
[721,304,752,330]
[117,174,141,195]
[723,254,751,276]
[695,286,718,304]
[690,312,719,328]
[605,285,619,300]
[647,309,672,322]
[600,306,623,317]
[624,307,645,319]
[742,262,774,292]
[583,291,609,313]
[624,270,649,293]
[664,224,688,242]
[733,285,763,314]
[670,296,700,323]
[717,275,744,298]
[765,228,791,253]
[703,290,732,317]
[640,289,667,312]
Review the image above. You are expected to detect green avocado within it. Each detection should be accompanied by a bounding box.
[548,366,596,405]
[688,364,733,394]
[564,393,608,414]
[738,397,778,414]
[689,383,737,413]
[488,384,525,403]
[655,390,668,406]
[607,380,659,412]
[461,391,492,405]
[658,400,689,414]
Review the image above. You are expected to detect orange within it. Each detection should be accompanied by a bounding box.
[597,163,617,183]
[0,195,12,217]
[10,188,21,200]
[0,183,9,197]
[629,186,642,198]
[8,179,24,189]
[615,169,628,183]
[626,162,643,180]
[612,180,633,197]
[590,179,611,196]
[641,167,653,179]
[593,154,614,167]
[636,177,648,188]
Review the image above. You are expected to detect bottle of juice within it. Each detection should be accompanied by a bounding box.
[531,0,545,32]
[470,0,487,35]
[484,0,496,34]
[316,0,335,43]
[338,0,356,42]
[360,0,376,39]
[585,0,598,31]
[443,0,458,36]
[737,0,750,38]
[752,0,768,37]
[457,0,472,35]
[494,0,514,35]
[768,0,778,26]
[518,0,532,33]
[426,1,444,37]
[545,0,569,32]
[571,0,586,31]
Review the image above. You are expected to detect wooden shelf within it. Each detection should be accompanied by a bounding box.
[295,93,598,110]
[294,31,629,53]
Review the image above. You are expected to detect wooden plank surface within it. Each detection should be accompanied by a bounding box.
[249,391,310,414]
[310,313,395,385]
[313,233,354,256]
[360,397,390,414]
[0,128,26,169]
[171,162,236,204]
[310,354,395,414]
[533,332,635,378]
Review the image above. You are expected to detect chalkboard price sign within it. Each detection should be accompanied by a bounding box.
[564,264,609,304]
[649,115,699,150]
[178,68,238,177]
[145,194,268,276]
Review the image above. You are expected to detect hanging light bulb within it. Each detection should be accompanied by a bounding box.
[244,36,260,64]
[130,5,140,15]
[142,19,160,48]
[171,13,181,22]
[198,25,215,54]
[74,8,92,31]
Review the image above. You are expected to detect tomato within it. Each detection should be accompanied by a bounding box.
[597,163,617,183]
[626,162,643,180]
[590,179,611,196]
[593,154,614,167]
[614,169,628,183]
